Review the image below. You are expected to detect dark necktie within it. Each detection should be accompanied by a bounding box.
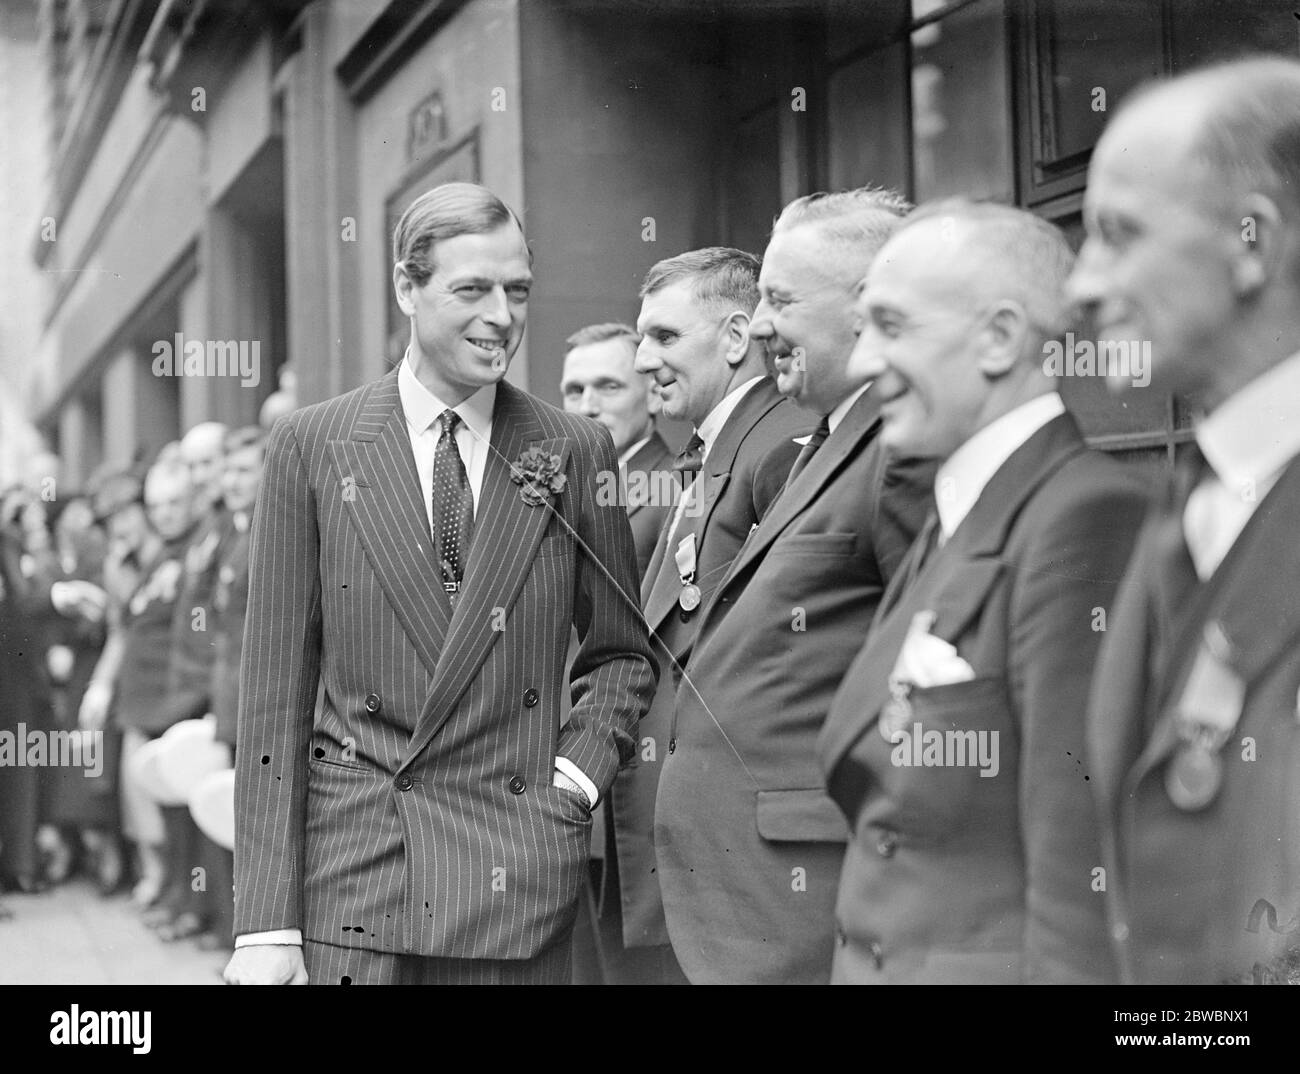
[1148,442,1210,693]
[431,409,475,596]
[673,433,705,488]
[785,415,831,487]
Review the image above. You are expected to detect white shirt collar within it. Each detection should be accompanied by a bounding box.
[935,392,1066,542]
[696,376,764,461]
[398,354,495,446]
[1195,349,1300,493]
[827,381,873,435]
[618,431,654,471]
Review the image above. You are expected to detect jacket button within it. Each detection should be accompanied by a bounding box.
[508,775,526,794]
[835,926,847,947]
[875,832,898,858]
[522,688,539,708]
[1112,921,1130,943]
[365,693,382,714]
[869,940,884,970]
[394,772,413,791]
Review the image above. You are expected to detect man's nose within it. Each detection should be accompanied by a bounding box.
[480,286,512,327]
[633,342,659,374]
[845,329,887,382]
[1064,238,1105,314]
[749,300,774,340]
[578,387,602,415]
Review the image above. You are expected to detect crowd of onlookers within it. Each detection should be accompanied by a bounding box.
[0,379,294,952]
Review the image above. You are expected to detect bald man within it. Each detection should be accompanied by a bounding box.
[818,200,1146,984]
[1072,57,1300,985]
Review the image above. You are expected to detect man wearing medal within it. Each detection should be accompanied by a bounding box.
[1074,57,1300,984]
[654,189,936,984]
[604,247,813,983]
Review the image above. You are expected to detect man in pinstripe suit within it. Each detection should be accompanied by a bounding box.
[223,183,657,985]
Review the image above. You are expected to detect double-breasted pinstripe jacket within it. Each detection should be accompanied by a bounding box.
[233,369,657,960]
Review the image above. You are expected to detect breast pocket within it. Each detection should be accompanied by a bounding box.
[877,676,1017,837]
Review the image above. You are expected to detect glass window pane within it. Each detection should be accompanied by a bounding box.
[827,42,909,194]
[1043,0,1163,163]
[911,0,1013,202]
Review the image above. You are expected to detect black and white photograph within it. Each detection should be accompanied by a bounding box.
[0,0,1297,1041]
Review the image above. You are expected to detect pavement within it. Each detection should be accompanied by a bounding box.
[0,879,229,984]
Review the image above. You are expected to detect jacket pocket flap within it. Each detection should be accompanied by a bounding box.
[756,787,850,843]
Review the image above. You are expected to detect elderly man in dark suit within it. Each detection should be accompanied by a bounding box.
[818,199,1147,984]
[1071,57,1300,985]
[654,190,933,984]
[224,182,656,985]
[561,322,674,580]
[602,247,813,984]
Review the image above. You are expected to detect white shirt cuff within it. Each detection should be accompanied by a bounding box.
[235,928,303,948]
[554,757,598,809]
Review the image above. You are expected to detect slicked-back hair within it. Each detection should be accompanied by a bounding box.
[639,247,762,317]
[900,198,1076,341]
[393,182,529,287]
[771,187,912,276]
[564,322,640,356]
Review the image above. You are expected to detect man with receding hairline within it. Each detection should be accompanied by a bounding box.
[225,182,655,985]
[818,198,1146,984]
[1073,56,1300,984]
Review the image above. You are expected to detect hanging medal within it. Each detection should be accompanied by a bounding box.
[1164,620,1245,811]
[675,531,701,612]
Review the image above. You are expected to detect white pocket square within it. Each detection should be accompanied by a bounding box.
[890,610,975,688]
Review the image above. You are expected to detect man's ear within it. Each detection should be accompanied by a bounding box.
[1232,193,1283,298]
[722,310,751,367]
[975,301,1028,379]
[393,262,417,318]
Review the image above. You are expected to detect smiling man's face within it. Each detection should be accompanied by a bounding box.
[634,280,736,428]
[852,218,990,461]
[394,223,533,403]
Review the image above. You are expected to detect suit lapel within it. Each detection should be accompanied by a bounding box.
[641,380,785,629]
[623,431,672,519]
[721,386,882,591]
[402,381,569,768]
[1129,454,1300,779]
[820,413,1086,776]
[329,372,451,678]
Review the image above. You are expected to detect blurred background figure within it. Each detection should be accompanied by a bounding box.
[561,322,675,578]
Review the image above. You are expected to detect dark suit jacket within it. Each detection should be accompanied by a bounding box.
[610,377,813,948]
[819,412,1146,984]
[233,370,657,960]
[623,429,676,581]
[1088,452,1300,984]
[655,385,933,983]
[210,519,251,749]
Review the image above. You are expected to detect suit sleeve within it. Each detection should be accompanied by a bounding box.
[1009,476,1146,983]
[560,425,659,796]
[232,417,322,936]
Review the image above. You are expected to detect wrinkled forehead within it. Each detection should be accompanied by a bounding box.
[564,339,640,383]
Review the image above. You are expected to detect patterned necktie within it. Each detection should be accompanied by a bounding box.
[785,415,832,487]
[431,409,475,596]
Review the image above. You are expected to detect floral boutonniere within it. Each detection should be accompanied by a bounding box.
[510,446,567,507]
